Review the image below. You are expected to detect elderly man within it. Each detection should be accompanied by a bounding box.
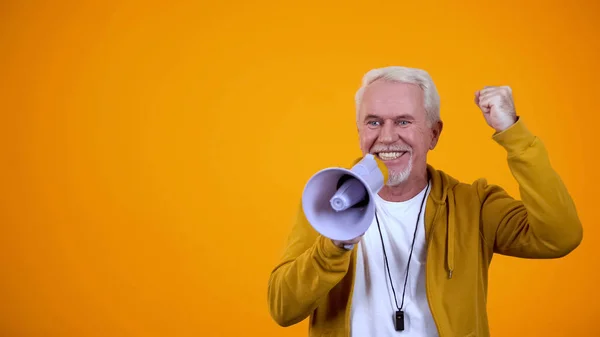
[267,66,582,336]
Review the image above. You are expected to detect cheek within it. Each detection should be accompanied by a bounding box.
[359,130,378,152]
[411,130,432,153]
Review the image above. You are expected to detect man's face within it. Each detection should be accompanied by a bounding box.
[357,79,442,186]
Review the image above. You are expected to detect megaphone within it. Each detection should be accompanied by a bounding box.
[301,154,385,242]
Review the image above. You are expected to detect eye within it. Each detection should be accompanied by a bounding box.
[367,120,380,127]
[397,120,410,126]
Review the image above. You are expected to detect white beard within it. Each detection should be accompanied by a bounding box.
[386,155,413,186]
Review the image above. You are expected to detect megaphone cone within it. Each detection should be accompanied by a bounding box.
[301,154,385,241]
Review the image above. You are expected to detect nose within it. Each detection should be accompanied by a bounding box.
[378,120,397,143]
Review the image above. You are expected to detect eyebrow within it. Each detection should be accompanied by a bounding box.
[364,114,381,120]
[363,114,415,121]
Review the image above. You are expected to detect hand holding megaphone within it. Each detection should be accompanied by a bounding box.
[301,154,386,249]
[332,235,364,250]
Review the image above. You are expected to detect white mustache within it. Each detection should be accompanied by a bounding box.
[370,144,412,153]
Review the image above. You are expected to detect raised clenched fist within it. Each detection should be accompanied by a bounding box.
[474,86,517,133]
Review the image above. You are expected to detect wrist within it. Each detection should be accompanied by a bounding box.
[493,115,518,133]
[492,117,536,154]
[319,237,351,257]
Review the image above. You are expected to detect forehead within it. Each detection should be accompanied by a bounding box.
[359,79,425,118]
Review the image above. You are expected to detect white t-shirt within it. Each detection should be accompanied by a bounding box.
[350,182,438,336]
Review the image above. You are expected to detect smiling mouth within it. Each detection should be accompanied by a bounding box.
[376,151,408,161]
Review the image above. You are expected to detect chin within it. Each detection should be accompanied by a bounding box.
[386,163,412,186]
[387,172,410,186]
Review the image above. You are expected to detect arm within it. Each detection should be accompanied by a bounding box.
[476,118,583,258]
[267,205,352,327]
[473,86,582,258]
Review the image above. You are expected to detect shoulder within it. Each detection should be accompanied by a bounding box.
[428,165,492,204]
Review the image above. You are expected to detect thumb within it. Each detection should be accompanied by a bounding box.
[474,90,482,106]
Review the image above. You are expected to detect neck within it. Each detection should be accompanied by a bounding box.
[378,170,429,202]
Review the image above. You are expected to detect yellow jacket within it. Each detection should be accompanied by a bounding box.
[267,118,583,337]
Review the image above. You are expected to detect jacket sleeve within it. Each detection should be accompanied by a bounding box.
[267,204,353,327]
[476,118,583,258]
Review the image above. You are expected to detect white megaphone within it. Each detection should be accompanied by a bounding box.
[301,154,385,242]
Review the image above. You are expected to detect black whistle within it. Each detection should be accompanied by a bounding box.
[395,310,404,331]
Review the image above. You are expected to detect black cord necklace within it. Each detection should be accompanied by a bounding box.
[375,181,430,332]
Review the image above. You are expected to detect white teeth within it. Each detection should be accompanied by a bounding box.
[378,152,404,160]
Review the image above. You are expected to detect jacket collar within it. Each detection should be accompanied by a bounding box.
[426,163,460,279]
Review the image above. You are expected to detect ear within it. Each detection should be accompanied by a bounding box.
[429,120,443,150]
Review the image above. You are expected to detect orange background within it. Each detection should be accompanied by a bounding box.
[1,1,598,336]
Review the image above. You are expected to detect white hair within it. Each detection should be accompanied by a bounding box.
[355,66,441,126]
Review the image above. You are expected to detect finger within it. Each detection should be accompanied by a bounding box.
[480,93,505,113]
[349,237,362,244]
[479,94,492,108]
[478,92,493,105]
[480,87,499,96]
[476,88,498,105]
[482,88,512,103]
[478,94,495,113]
[479,89,502,103]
